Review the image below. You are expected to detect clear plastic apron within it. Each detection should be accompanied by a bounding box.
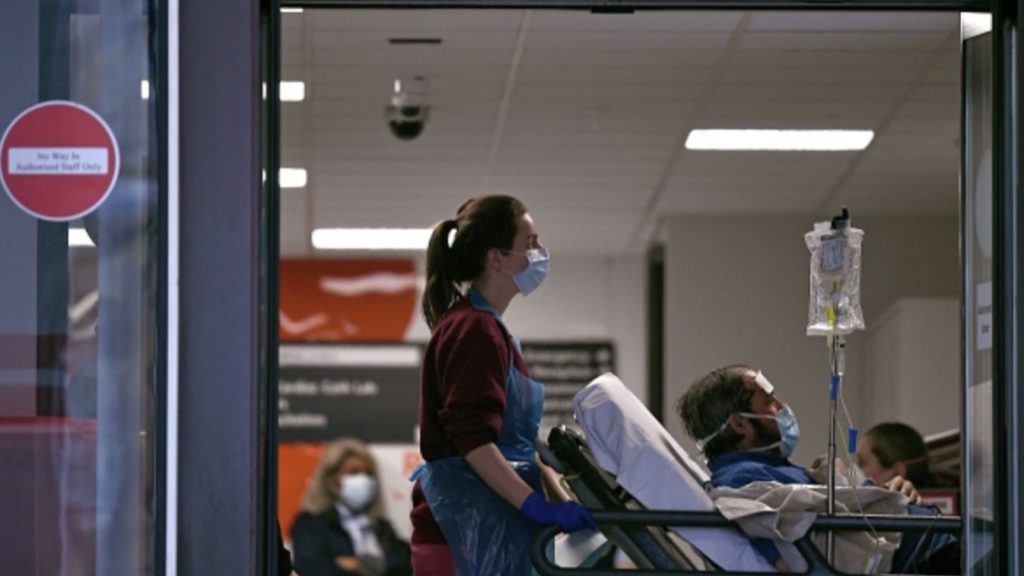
[413,291,545,576]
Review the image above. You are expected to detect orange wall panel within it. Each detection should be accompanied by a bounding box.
[279,259,418,342]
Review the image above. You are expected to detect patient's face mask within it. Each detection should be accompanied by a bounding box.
[697,405,801,459]
[739,406,801,459]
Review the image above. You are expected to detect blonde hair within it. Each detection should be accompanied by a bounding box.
[298,438,384,518]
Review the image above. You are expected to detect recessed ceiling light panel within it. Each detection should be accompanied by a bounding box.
[685,129,874,151]
[312,228,432,250]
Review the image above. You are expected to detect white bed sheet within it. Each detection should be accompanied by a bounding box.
[573,372,776,573]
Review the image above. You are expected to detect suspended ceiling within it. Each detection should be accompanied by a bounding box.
[280,9,962,256]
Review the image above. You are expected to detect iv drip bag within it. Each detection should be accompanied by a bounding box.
[805,219,865,336]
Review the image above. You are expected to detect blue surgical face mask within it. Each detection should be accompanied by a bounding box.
[741,406,800,458]
[503,247,550,295]
[697,405,800,459]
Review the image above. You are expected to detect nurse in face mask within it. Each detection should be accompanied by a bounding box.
[410,195,594,576]
[291,439,412,576]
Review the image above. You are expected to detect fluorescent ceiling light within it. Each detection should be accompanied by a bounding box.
[141,80,150,100]
[281,7,304,13]
[280,81,306,102]
[69,228,95,247]
[685,129,874,151]
[312,228,432,250]
[280,168,307,188]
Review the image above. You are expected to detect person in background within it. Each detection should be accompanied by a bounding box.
[410,195,595,576]
[855,422,943,492]
[291,438,412,576]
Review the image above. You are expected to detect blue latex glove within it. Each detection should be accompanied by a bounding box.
[519,492,596,532]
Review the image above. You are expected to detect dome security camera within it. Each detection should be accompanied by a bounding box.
[386,76,430,141]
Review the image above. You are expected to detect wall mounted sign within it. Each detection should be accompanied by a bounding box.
[521,341,616,433]
[0,101,120,221]
[277,343,420,443]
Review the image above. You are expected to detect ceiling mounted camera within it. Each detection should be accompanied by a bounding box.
[385,76,430,141]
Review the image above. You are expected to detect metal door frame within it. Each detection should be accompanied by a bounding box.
[175,0,1024,574]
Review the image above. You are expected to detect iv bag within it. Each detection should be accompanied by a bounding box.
[805,220,864,336]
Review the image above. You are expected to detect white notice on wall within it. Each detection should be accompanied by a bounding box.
[977,281,992,351]
[8,147,108,175]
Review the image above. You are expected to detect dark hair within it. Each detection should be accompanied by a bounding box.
[676,365,756,460]
[422,195,526,329]
[865,422,932,487]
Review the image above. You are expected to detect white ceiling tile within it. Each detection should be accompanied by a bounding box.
[736,31,953,52]
[281,8,963,257]
[530,10,743,32]
[748,12,958,32]
[309,9,526,31]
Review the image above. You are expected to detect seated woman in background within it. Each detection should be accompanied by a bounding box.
[291,439,412,576]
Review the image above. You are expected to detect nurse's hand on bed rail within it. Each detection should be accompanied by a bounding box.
[520,492,596,532]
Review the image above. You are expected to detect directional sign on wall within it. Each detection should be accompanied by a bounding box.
[521,341,616,434]
[0,101,119,221]
[277,343,420,443]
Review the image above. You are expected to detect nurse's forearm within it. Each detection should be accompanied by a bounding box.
[465,443,533,508]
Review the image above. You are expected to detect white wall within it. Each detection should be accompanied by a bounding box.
[864,297,960,437]
[663,215,959,465]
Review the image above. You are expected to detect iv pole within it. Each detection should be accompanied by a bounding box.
[816,207,855,565]
[825,333,844,563]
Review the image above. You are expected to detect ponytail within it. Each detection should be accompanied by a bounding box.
[423,219,460,329]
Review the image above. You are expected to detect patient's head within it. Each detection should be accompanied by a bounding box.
[676,365,788,460]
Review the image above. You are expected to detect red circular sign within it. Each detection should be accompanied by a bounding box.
[0,100,120,222]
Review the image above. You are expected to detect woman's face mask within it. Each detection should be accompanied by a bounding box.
[338,473,377,512]
[502,247,550,295]
[854,438,908,486]
[849,464,870,487]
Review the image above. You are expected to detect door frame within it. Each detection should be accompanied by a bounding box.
[176,0,1022,574]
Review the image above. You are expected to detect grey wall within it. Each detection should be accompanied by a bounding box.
[179,1,266,574]
[663,215,959,465]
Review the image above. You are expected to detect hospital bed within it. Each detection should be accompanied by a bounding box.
[532,373,961,575]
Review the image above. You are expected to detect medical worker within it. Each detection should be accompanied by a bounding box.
[856,422,944,492]
[409,195,595,576]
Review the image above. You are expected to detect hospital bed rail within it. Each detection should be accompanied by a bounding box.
[530,509,962,576]
[536,424,962,576]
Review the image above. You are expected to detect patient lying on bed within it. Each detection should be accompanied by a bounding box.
[677,364,959,574]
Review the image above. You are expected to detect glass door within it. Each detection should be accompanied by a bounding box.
[0,1,164,574]
[962,17,995,575]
